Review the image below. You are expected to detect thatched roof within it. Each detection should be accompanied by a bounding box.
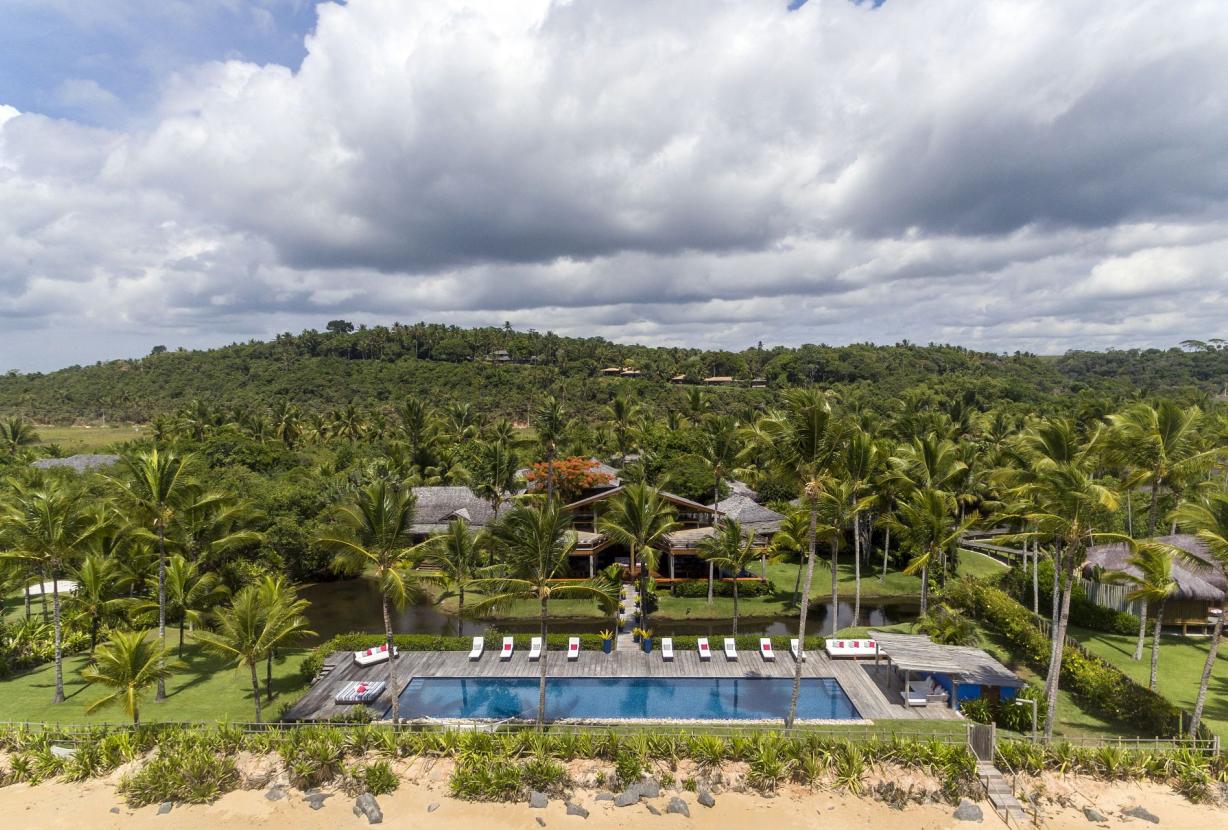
[564,486,714,515]
[1084,535,1226,601]
[31,454,119,473]
[713,494,784,534]
[869,631,1024,688]
[409,486,497,534]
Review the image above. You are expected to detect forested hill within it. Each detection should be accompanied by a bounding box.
[2,321,1226,424]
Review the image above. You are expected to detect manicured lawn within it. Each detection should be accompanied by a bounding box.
[1067,625,1228,740]
[653,549,1006,621]
[33,424,145,453]
[0,637,311,725]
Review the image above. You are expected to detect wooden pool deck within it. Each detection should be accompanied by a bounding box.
[288,647,963,724]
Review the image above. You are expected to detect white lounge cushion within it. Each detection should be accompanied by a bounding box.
[528,637,543,660]
[353,645,399,666]
[697,637,711,660]
[335,680,387,704]
[723,638,737,659]
[499,636,514,659]
[661,637,674,660]
[468,636,484,660]
[790,639,800,660]
[567,637,580,660]
[760,638,775,660]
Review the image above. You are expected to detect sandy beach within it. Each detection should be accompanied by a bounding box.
[1,776,1222,830]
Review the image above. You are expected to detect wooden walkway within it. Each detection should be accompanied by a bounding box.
[289,647,963,723]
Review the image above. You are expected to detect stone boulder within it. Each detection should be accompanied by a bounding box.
[666,796,690,818]
[353,793,383,824]
[953,799,983,822]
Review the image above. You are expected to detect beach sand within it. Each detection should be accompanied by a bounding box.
[0,776,1222,830]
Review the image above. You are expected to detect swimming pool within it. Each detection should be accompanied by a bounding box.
[393,676,861,721]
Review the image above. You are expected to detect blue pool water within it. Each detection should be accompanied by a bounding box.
[394,676,860,721]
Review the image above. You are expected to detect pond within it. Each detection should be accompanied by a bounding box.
[299,578,920,643]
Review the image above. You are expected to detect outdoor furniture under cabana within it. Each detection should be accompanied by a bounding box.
[869,630,1024,710]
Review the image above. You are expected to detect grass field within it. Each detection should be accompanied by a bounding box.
[652,549,1007,620]
[33,424,144,453]
[0,637,311,725]
[1067,625,1228,740]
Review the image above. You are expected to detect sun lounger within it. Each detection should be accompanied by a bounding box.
[529,636,543,661]
[334,680,387,704]
[567,637,580,660]
[661,637,674,660]
[760,638,775,661]
[824,638,878,659]
[500,636,514,660]
[902,679,930,707]
[723,638,737,660]
[790,638,801,661]
[468,636,484,660]
[353,644,398,667]
[697,637,711,660]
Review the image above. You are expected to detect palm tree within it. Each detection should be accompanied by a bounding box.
[255,575,315,703]
[753,388,840,727]
[173,492,262,570]
[0,417,40,456]
[315,481,420,723]
[697,518,760,635]
[131,555,228,658]
[396,396,437,458]
[1172,490,1228,735]
[605,393,643,467]
[839,430,880,626]
[882,489,969,618]
[195,586,310,723]
[0,479,101,703]
[534,396,571,502]
[469,503,617,726]
[105,448,200,701]
[597,483,680,630]
[700,414,741,516]
[472,439,519,521]
[997,422,1119,737]
[1108,402,1213,536]
[1104,542,1179,690]
[419,518,485,635]
[80,630,177,725]
[270,401,303,449]
[67,552,125,653]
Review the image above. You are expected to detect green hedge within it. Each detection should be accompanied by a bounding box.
[301,632,609,681]
[944,577,1183,737]
[1001,561,1139,636]
[670,579,776,598]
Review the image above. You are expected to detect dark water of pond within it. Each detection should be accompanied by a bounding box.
[299,578,921,643]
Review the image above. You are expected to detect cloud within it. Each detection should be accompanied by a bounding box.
[2,0,1228,371]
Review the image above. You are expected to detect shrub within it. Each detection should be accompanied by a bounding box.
[959,698,993,724]
[119,743,240,806]
[357,760,399,796]
[945,577,1184,737]
[670,579,776,599]
[1001,561,1138,635]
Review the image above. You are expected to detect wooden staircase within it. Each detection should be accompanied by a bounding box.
[968,724,1031,827]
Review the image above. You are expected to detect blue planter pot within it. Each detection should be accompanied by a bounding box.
[602,639,613,654]
[642,638,653,654]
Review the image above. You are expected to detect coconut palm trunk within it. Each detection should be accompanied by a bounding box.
[249,661,263,723]
[785,501,819,728]
[156,526,168,701]
[1042,566,1075,738]
[919,565,929,617]
[881,525,890,582]
[52,574,64,704]
[852,512,862,627]
[1031,540,1040,615]
[538,596,549,727]
[1133,601,1149,661]
[1189,612,1223,736]
[1149,597,1165,690]
[731,579,740,636]
[1147,477,1160,537]
[383,592,399,724]
[829,536,840,636]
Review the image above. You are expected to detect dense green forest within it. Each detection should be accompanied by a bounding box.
[3,321,1226,424]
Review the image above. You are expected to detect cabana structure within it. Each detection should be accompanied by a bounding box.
[868,631,1024,710]
[1083,535,1226,633]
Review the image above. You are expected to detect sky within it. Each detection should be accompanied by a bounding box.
[2,0,1227,373]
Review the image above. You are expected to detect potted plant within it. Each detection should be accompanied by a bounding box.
[631,626,643,643]
[599,629,614,654]
[641,629,654,653]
